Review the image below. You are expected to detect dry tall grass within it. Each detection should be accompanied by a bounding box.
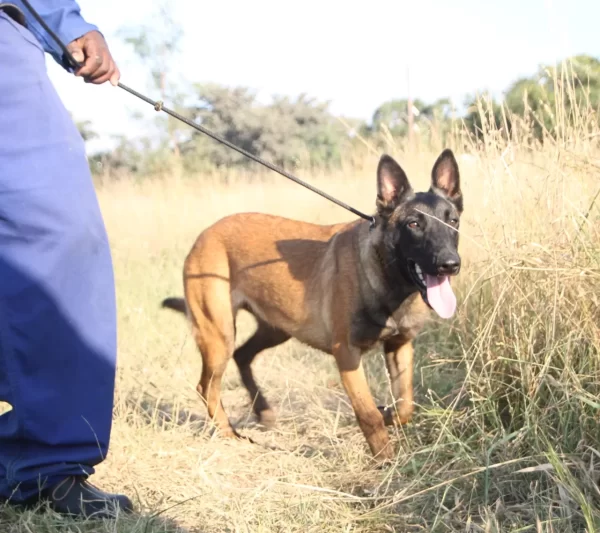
[2,75,600,532]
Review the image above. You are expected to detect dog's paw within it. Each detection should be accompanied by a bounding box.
[377,405,395,426]
[377,405,412,426]
[258,408,277,429]
[217,426,256,444]
[375,458,395,471]
[233,429,256,445]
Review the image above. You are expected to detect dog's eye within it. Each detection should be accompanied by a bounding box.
[408,221,419,229]
[449,218,458,224]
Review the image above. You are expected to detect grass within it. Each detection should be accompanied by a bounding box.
[2,88,600,531]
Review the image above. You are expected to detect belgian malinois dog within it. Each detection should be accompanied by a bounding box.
[162,149,463,460]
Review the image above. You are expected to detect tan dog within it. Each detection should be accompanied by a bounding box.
[162,150,463,460]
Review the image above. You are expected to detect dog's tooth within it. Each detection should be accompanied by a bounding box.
[415,264,422,275]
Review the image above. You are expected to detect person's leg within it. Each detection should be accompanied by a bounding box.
[0,12,130,516]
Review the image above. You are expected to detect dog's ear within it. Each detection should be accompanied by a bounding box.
[376,154,412,215]
[430,149,463,213]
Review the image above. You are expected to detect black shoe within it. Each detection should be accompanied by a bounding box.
[38,476,133,519]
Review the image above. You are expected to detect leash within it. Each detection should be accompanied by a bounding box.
[18,0,376,227]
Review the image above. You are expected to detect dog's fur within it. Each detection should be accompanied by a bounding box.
[162,150,463,460]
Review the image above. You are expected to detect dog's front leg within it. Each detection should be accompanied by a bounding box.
[380,338,414,426]
[333,341,394,461]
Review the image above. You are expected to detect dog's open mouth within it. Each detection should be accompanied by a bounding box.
[408,261,457,319]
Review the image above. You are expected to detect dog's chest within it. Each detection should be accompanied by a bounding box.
[350,292,429,348]
[390,294,430,335]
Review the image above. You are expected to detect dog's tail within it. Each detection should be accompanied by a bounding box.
[161,297,187,315]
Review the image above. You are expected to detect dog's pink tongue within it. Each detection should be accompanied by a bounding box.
[424,274,456,319]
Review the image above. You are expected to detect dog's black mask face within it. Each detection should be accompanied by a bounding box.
[375,150,463,319]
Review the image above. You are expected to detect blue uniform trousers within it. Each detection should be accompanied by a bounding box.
[0,11,117,501]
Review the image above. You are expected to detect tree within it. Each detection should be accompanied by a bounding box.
[179,83,350,172]
[118,2,185,157]
[72,116,97,142]
[501,54,600,142]
[462,92,509,142]
[259,93,349,169]
[370,98,428,138]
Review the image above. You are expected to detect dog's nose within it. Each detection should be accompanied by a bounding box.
[437,258,460,276]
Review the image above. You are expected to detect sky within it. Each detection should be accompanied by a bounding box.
[44,0,600,154]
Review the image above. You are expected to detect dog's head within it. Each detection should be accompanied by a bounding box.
[374,149,463,319]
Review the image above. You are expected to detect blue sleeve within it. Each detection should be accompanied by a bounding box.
[13,0,99,72]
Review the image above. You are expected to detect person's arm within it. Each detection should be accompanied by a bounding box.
[14,0,119,85]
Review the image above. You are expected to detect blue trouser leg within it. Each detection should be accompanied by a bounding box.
[0,13,117,501]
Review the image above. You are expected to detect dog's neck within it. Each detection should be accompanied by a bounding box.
[357,223,419,319]
[348,220,430,347]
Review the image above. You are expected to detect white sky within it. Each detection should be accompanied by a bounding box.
[45,0,599,153]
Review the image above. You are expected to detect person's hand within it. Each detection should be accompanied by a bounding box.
[66,30,120,86]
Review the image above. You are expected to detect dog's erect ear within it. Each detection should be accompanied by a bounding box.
[376,154,412,215]
[430,149,463,212]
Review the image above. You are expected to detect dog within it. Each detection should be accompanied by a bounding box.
[162,149,463,460]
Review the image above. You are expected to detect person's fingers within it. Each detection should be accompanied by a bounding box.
[89,59,116,85]
[109,64,121,86]
[75,37,103,78]
[85,54,111,83]
[65,40,85,67]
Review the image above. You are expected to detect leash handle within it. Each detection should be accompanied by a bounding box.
[18,0,376,226]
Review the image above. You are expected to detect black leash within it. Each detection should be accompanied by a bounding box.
[18,0,376,226]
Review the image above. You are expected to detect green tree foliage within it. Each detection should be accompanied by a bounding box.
[80,50,600,177]
[370,98,426,137]
[73,117,97,142]
[367,97,456,149]
[179,84,351,172]
[369,98,453,134]
[117,2,185,157]
[463,55,600,142]
[462,92,509,142]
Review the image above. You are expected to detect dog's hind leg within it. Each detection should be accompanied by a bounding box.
[233,320,290,428]
[194,326,237,438]
[184,256,240,438]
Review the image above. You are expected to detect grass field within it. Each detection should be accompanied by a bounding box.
[2,108,600,531]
